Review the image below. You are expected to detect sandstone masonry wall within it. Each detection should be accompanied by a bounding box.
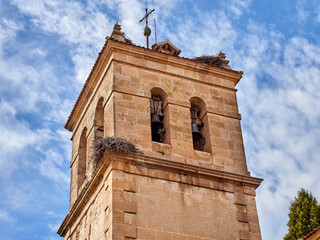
[59,40,262,240]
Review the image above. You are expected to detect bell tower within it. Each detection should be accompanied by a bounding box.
[58,23,263,240]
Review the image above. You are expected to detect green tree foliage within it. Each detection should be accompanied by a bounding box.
[284,188,320,240]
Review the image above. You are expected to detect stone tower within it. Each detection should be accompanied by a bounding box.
[58,23,263,240]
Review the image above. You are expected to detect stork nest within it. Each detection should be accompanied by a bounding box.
[92,136,139,166]
[193,55,224,67]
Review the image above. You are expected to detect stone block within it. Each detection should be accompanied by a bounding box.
[194,150,212,163]
[121,65,138,78]
[127,55,147,67]
[167,65,184,75]
[113,52,128,62]
[138,228,156,239]
[113,201,137,214]
[146,60,168,72]
[235,193,247,205]
[184,69,198,79]
[244,186,256,196]
[171,139,194,159]
[139,69,160,82]
[198,73,222,86]
[113,222,137,238]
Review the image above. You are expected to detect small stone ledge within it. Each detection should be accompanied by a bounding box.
[109,155,261,194]
[112,153,263,187]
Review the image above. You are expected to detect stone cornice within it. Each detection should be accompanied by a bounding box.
[57,152,262,236]
[119,153,263,187]
[109,40,243,82]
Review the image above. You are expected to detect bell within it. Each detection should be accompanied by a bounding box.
[191,122,203,140]
[143,25,151,37]
[151,113,164,130]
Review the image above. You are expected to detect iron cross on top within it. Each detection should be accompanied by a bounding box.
[139,8,155,49]
[139,8,155,25]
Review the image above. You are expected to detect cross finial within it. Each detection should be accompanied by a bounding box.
[139,8,155,49]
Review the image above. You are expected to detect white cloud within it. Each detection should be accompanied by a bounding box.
[56,129,72,163]
[0,209,15,224]
[12,0,107,45]
[11,0,112,84]
[0,45,70,116]
[0,100,57,171]
[296,0,309,23]
[43,98,74,124]
[316,7,320,22]
[107,0,145,42]
[10,0,185,84]
[38,149,69,186]
[0,18,23,43]
[102,0,184,47]
[1,184,34,210]
[224,0,252,17]
[47,221,61,232]
[0,1,319,239]
[235,25,320,239]
[166,9,237,57]
[0,5,72,225]
[0,102,37,176]
[30,48,47,57]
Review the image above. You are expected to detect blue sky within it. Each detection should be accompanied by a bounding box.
[0,0,319,239]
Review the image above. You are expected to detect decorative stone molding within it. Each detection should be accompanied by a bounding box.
[151,39,181,56]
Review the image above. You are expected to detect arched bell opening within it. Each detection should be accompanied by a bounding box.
[150,87,170,144]
[94,97,104,138]
[78,127,87,192]
[189,97,211,153]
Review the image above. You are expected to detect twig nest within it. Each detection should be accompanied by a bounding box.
[92,136,139,166]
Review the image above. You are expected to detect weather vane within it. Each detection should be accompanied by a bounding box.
[139,8,155,49]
